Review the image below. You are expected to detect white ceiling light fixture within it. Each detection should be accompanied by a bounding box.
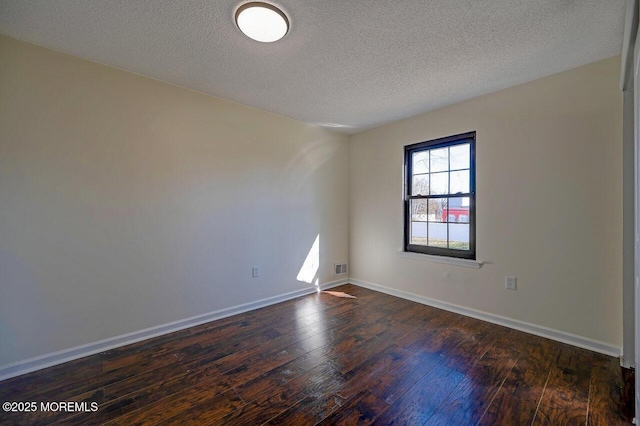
[235,2,289,43]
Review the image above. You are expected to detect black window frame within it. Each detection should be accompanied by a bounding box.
[404,131,476,260]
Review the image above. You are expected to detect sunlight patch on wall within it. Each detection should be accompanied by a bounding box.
[297,234,319,284]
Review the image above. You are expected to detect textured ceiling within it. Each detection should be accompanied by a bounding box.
[0,0,627,133]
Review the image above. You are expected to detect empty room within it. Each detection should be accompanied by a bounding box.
[0,0,638,424]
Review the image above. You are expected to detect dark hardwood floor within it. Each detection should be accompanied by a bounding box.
[0,284,634,425]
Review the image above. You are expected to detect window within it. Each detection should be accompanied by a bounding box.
[404,132,476,259]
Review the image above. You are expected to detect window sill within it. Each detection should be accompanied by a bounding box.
[397,250,483,269]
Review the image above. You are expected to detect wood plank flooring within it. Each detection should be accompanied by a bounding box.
[0,284,634,425]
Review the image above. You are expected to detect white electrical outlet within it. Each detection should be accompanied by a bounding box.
[505,276,517,290]
[252,266,260,278]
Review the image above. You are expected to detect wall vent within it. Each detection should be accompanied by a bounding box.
[335,263,348,275]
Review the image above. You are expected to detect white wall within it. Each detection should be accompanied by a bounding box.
[0,36,349,367]
[349,56,623,348]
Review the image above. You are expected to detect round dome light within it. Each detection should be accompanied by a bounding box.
[235,2,289,43]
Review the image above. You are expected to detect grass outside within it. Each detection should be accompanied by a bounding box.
[411,237,469,250]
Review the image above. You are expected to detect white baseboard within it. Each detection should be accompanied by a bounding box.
[350,278,621,358]
[0,279,348,382]
[620,356,635,369]
[2,276,620,381]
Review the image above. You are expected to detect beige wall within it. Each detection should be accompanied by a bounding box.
[349,57,623,347]
[0,36,349,366]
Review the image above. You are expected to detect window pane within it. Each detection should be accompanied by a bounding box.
[430,172,448,195]
[449,223,470,250]
[411,199,428,246]
[412,174,429,195]
[450,143,470,170]
[428,222,448,247]
[430,147,448,172]
[448,197,470,223]
[412,151,429,174]
[428,197,447,222]
[450,170,469,194]
[410,221,428,245]
[411,199,428,222]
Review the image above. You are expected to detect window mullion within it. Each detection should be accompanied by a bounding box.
[408,193,471,200]
[446,146,451,248]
